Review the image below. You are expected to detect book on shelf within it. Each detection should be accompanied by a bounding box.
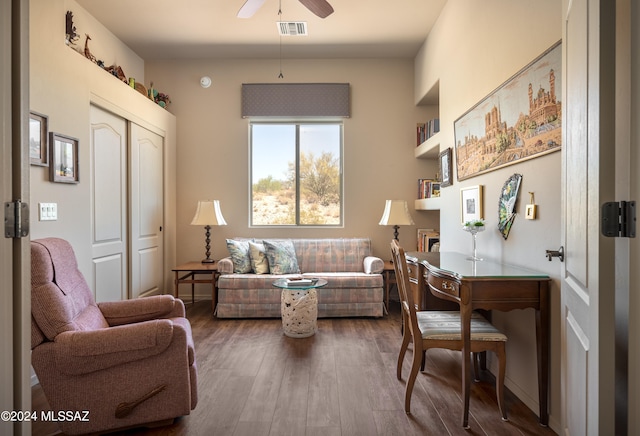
[417,179,441,199]
[416,118,440,146]
[417,228,440,252]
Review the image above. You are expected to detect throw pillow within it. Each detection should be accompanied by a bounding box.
[225,239,252,274]
[248,241,269,274]
[263,240,300,275]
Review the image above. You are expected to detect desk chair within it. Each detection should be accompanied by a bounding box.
[391,240,507,427]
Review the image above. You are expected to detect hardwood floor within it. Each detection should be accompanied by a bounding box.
[32,301,556,436]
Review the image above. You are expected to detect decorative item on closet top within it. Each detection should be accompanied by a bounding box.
[64,10,172,109]
[65,11,79,46]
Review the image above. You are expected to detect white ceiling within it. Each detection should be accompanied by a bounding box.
[74,0,447,60]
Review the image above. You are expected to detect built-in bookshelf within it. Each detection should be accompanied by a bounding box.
[415,197,441,210]
[417,178,439,199]
[417,228,440,252]
[415,132,441,159]
[416,119,440,145]
[416,80,440,160]
[415,178,441,210]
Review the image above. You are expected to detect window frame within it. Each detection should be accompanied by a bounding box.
[248,119,344,228]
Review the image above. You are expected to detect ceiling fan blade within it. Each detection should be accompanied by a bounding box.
[237,0,268,18]
[298,0,334,18]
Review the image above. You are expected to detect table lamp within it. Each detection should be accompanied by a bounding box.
[378,199,414,241]
[191,200,227,263]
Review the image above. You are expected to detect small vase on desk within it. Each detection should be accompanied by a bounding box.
[462,220,485,261]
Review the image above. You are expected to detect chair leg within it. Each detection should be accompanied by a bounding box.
[420,351,426,372]
[473,352,480,382]
[461,351,472,429]
[405,344,423,414]
[397,324,411,380]
[496,345,508,421]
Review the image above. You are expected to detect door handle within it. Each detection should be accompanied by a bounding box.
[545,246,564,262]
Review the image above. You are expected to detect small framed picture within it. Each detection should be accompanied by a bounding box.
[439,147,453,187]
[29,111,48,166]
[460,185,483,224]
[431,182,441,198]
[49,132,79,184]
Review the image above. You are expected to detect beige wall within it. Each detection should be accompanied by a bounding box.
[29,0,177,289]
[145,58,440,263]
[415,0,562,429]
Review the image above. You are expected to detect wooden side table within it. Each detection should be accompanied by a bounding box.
[382,261,396,314]
[172,261,219,313]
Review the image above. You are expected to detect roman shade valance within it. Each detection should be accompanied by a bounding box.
[241,83,350,118]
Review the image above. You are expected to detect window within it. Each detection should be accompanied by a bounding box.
[250,122,343,226]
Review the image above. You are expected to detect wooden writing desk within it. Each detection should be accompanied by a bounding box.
[406,251,551,427]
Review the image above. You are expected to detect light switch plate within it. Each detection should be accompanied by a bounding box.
[525,204,537,220]
[39,203,58,221]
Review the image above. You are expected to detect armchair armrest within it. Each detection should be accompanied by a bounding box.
[98,294,185,326]
[53,319,188,375]
[217,257,234,274]
[364,256,384,274]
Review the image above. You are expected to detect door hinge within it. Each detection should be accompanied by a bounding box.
[601,201,636,238]
[4,200,29,238]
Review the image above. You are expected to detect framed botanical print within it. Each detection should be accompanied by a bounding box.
[49,133,79,183]
[29,111,48,166]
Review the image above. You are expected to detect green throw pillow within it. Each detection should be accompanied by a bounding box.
[248,241,269,274]
[225,239,252,273]
[263,240,300,275]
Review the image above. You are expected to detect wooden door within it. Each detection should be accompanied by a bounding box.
[89,105,128,302]
[561,0,616,433]
[3,0,31,433]
[129,123,164,299]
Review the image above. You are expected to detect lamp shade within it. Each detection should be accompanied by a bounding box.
[191,200,227,226]
[378,200,414,226]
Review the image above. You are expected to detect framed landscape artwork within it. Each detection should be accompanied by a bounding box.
[454,41,562,181]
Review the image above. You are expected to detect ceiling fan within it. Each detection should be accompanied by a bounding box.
[237,0,334,19]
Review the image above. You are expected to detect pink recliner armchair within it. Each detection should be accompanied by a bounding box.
[31,237,197,435]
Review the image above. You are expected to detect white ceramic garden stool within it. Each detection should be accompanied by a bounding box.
[280,287,318,338]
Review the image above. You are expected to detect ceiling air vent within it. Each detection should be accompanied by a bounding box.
[277,21,308,36]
